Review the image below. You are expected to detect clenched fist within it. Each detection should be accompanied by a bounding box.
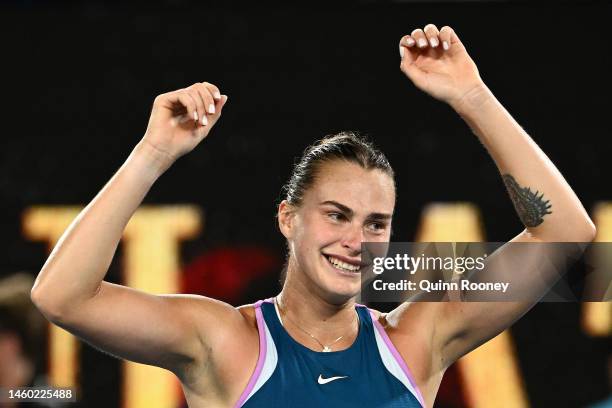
[399,24,483,107]
[141,82,228,165]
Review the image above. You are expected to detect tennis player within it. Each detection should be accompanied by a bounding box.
[31,24,595,407]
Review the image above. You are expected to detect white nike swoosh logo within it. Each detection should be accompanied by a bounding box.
[317,374,348,385]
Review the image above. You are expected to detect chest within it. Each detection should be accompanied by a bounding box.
[241,341,422,408]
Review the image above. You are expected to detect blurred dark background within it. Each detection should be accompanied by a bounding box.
[0,1,610,407]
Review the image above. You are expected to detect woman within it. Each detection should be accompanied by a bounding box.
[31,24,595,407]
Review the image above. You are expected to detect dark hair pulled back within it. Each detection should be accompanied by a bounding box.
[281,131,395,207]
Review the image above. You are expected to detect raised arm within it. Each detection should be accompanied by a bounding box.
[394,24,595,368]
[30,83,245,377]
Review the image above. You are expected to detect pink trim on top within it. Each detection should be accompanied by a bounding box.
[234,300,268,407]
[369,310,426,408]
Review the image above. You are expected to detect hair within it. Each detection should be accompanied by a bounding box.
[280,131,395,208]
[277,131,395,285]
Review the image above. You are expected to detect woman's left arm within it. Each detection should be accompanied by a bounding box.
[395,24,596,368]
[400,23,595,241]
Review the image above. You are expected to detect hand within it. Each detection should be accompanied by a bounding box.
[399,24,483,107]
[141,82,228,166]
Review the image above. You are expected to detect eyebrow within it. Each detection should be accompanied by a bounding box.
[319,200,393,221]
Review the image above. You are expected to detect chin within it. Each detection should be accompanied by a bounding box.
[320,287,360,306]
[323,280,359,298]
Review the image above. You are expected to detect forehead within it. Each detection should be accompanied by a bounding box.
[304,160,395,214]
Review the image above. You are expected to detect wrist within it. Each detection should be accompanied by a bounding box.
[449,81,493,115]
[128,140,174,181]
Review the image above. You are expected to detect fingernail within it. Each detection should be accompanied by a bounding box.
[443,41,449,50]
[406,37,415,47]
[399,46,404,58]
[430,37,439,47]
[208,103,215,114]
[201,115,208,126]
[193,111,198,122]
[213,91,221,100]
[418,38,427,48]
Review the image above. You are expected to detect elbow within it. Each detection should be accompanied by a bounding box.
[31,283,68,324]
[530,216,596,243]
[566,216,597,243]
[31,279,101,324]
[581,218,597,242]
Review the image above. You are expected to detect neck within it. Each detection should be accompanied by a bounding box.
[276,261,358,347]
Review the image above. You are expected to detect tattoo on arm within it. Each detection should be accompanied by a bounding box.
[502,174,552,227]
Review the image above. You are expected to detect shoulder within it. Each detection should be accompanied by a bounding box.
[165,296,260,372]
[237,302,259,329]
[171,295,257,335]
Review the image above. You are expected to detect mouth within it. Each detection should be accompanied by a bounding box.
[322,253,362,276]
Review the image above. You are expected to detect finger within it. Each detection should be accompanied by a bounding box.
[187,83,209,126]
[206,94,228,129]
[400,35,416,49]
[423,23,440,48]
[213,91,226,116]
[399,44,427,87]
[411,28,428,49]
[439,26,452,50]
[193,83,215,126]
[203,82,221,101]
[212,94,228,118]
[184,87,205,126]
[218,94,228,111]
[440,26,464,53]
[399,35,415,59]
[169,90,198,124]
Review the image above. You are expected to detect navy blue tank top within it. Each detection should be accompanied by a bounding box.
[234,298,424,407]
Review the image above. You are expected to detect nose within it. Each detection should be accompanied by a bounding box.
[340,222,364,254]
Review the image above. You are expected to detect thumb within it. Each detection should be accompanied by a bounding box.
[399,44,427,86]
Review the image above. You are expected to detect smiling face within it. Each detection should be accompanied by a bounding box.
[278,160,396,304]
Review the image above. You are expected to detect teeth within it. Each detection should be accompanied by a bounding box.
[327,256,360,272]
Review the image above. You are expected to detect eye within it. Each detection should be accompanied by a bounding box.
[367,222,387,233]
[327,212,345,222]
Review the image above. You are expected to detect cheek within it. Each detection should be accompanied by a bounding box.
[309,216,343,244]
[374,230,392,242]
[293,215,340,253]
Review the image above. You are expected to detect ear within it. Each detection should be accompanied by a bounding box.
[278,200,297,239]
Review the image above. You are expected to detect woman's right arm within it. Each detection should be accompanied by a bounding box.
[30,83,243,376]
